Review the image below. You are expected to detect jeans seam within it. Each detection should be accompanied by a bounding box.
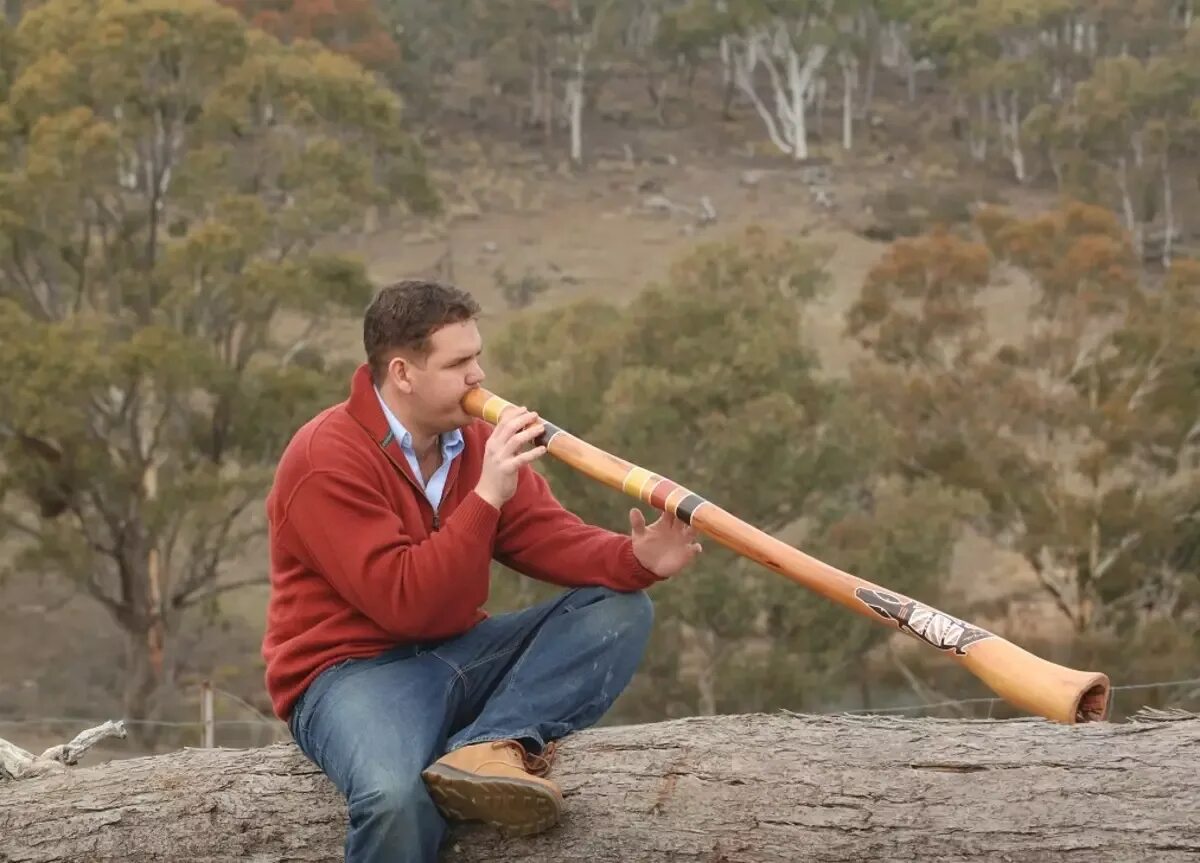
[429,651,464,682]
[467,633,540,723]
[458,645,519,675]
[443,668,463,713]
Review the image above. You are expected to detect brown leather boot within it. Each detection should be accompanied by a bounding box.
[421,740,562,837]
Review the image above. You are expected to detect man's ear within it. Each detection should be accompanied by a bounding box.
[387,355,415,394]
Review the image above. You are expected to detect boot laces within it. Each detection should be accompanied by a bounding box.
[523,740,557,777]
[476,740,557,778]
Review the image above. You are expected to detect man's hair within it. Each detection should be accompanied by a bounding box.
[363,279,481,384]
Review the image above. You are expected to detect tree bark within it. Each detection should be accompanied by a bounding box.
[2,711,1198,862]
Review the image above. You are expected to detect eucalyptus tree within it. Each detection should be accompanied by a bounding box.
[0,0,436,735]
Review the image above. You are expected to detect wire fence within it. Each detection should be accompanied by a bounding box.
[841,675,1200,719]
[2,676,1198,750]
[0,683,289,750]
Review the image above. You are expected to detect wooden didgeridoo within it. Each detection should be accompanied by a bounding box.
[463,387,1111,724]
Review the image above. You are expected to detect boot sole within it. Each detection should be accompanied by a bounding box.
[421,764,563,837]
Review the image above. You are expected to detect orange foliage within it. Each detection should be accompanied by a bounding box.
[1165,257,1200,291]
[980,201,1136,307]
[866,228,991,300]
[217,0,400,72]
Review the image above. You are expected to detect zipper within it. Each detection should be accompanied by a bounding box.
[371,438,440,534]
[352,415,447,536]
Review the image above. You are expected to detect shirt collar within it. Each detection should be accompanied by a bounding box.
[374,387,464,455]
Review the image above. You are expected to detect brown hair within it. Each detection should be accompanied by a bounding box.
[363,279,481,384]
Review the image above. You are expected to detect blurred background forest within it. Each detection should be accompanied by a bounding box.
[0,0,1197,759]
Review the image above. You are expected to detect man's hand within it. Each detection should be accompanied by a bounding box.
[629,508,702,579]
[476,407,547,510]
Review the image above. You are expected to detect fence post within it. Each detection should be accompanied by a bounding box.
[201,680,214,748]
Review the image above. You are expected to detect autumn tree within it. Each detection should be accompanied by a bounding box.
[217,0,402,80]
[847,202,1200,682]
[0,0,436,739]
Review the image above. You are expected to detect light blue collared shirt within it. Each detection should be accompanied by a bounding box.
[375,389,465,511]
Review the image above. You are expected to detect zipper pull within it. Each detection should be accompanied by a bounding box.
[432,510,440,531]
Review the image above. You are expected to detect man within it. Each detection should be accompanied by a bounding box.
[262,279,702,863]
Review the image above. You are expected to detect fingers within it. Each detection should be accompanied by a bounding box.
[490,408,543,454]
[508,420,546,450]
[630,507,647,535]
[494,407,539,441]
[509,445,547,467]
[654,511,697,537]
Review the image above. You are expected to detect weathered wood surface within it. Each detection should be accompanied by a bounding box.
[2,710,1198,862]
[0,722,127,781]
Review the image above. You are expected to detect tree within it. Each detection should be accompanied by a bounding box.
[471,0,626,165]
[912,0,1077,182]
[1025,27,1200,263]
[217,0,402,81]
[487,228,977,717]
[721,0,835,161]
[6,711,1199,861]
[374,0,477,116]
[846,202,1200,681]
[0,0,436,740]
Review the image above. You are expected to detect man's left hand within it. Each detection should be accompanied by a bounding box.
[629,508,702,579]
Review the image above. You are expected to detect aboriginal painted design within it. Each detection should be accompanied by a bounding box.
[855,588,993,655]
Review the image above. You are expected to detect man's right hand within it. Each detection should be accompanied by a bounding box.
[475,407,547,510]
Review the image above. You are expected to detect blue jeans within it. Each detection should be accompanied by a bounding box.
[289,586,654,863]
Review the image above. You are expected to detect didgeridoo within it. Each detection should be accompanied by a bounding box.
[463,387,1111,724]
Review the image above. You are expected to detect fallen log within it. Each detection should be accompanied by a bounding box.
[1,709,1197,862]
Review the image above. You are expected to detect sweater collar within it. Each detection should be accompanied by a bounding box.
[345,363,469,496]
[347,363,392,445]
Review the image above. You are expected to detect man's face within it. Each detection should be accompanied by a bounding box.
[391,320,486,431]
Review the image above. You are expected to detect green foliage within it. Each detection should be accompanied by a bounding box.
[860,179,989,240]
[494,266,551,311]
[745,475,986,712]
[490,227,976,716]
[0,0,436,725]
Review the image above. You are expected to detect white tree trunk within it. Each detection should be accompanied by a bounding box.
[1003,90,1025,182]
[787,47,808,160]
[1116,156,1142,258]
[969,93,988,161]
[732,25,829,161]
[2,712,1198,862]
[567,47,586,165]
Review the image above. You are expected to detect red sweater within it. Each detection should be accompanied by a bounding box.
[262,364,660,721]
